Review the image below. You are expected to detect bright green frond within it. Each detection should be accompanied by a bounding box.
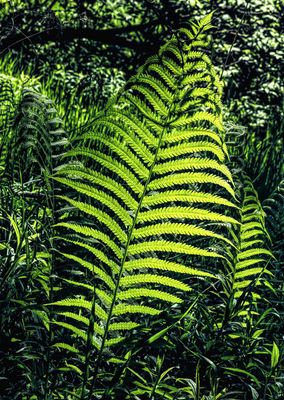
[60,253,115,290]
[238,248,273,260]
[235,259,266,271]
[235,267,272,280]
[133,222,234,247]
[138,207,239,225]
[52,343,79,353]
[90,117,154,164]
[113,304,161,316]
[52,321,88,342]
[59,238,119,273]
[171,112,223,132]
[138,74,174,102]
[225,176,275,311]
[58,196,127,244]
[55,177,132,227]
[142,190,237,208]
[49,298,107,321]
[64,148,144,194]
[128,240,224,259]
[158,141,225,162]
[163,128,222,146]
[112,112,158,147]
[117,288,182,303]
[79,134,150,179]
[124,258,216,278]
[55,222,122,258]
[109,322,140,331]
[55,165,138,210]
[125,93,162,123]
[53,13,236,362]
[148,172,235,198]
[120,274,191,291]
[130,84,169,116]
[47,298,92,310]
[154,157,232,181]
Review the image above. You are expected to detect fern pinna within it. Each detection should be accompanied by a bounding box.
[50,14,239,396]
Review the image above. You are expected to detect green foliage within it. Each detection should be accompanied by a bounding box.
[48,15,242,397]
[0,81,67,398]
[0,7,283,400]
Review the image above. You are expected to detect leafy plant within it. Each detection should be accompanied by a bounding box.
[0,84,67,399]
[47,13,241,398]
[0,8,283,400]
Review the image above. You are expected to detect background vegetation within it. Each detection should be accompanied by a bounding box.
[0,1,283,399]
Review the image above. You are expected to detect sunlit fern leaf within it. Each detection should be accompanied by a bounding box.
[50,14,238,389]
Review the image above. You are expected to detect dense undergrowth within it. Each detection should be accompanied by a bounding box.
[0,8,283,400]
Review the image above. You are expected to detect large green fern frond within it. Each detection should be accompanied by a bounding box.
[50,13,238,393]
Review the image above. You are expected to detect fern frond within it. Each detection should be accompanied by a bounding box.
[117,288,183,303]
[124,258,216,278]
[153,157,232,181]
[148,63,176,89]
[55,178,132,227]
[51,14,238,390]
[88,117,154,163]
[171,112,223,132]
[159,141,225,161]
[263,180,284,242]
[10,87,67,180]
[64,148,143,194]
[228,177,274,300]
[133,223,234,247]
[142,190,237,208]
[52,343,79,353]
[163,128,222,146]
[113,304,161,316]
[58,196,127,244]
[52,321,88,342]
[128,240,225,259]
[55,222,122,258]
[59,238,119,272]
[136,74,174,102]
[137,207,238,224]
[55,164,138,209]
[120,274,191,291]
[148,173,235,197]
[49,299,107,321]
[79,134,150,179]
[60,253,115,290]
